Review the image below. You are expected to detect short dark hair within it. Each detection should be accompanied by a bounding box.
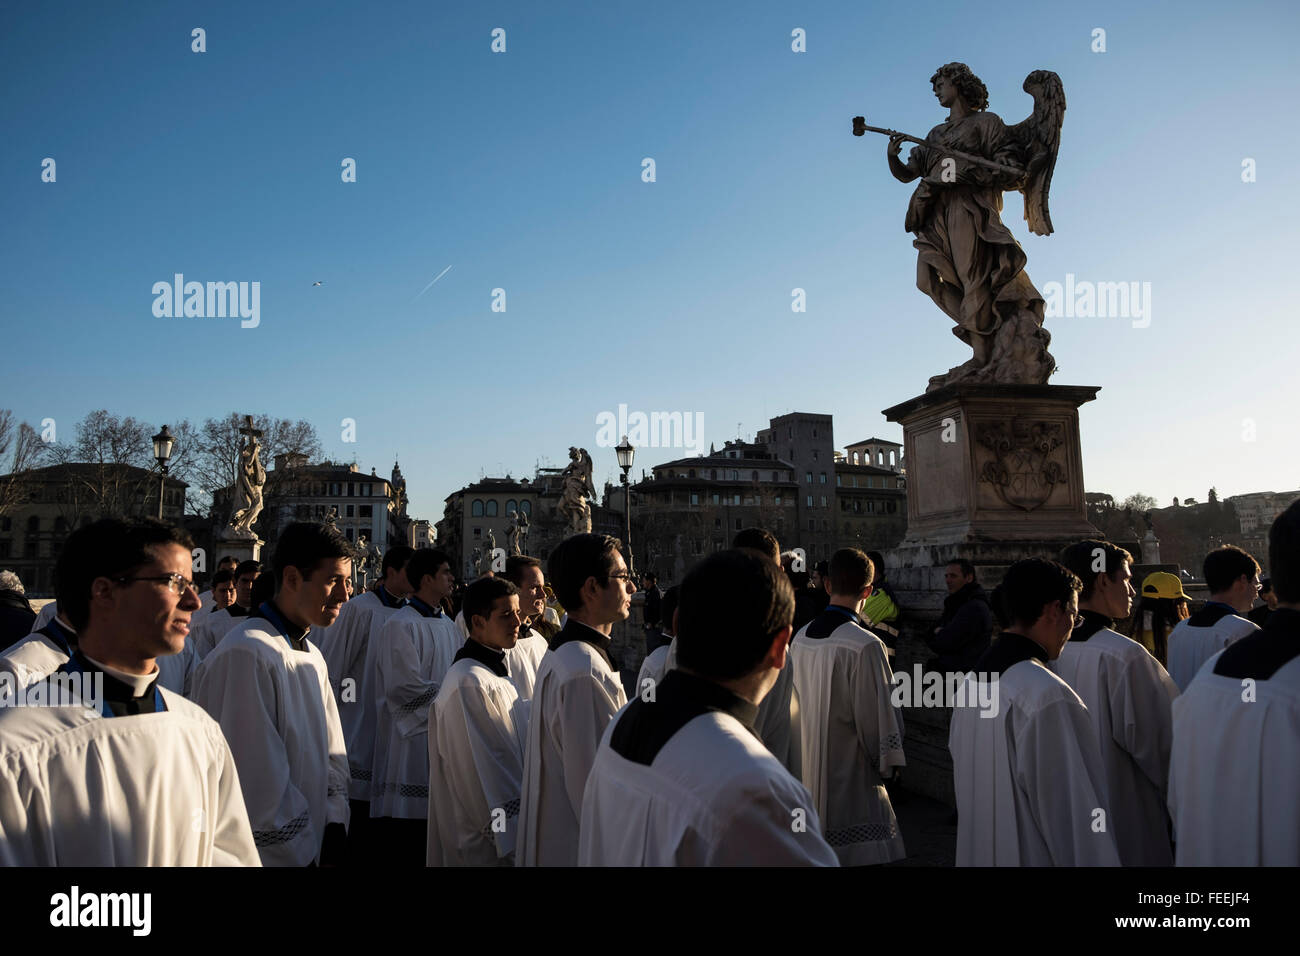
[1203,545,1260,594]
[271,523,352,588]
[661,585,680,635]
[548,533,622,610]
[56,518,195,631]
[1059,539,1133,601]
[947,558,976,581]
[676,549,794,681]
[733,528,780,564]
[381,545,415,576]
[218,555,239,568]
[1259,576,1273,596]
[814,560,829,577]
[250,571,278,608]
[234,560,262,582]
[828,548,873,595]
[505,555,542,587]
[405,549,452,593]
[212,568,235,586]
[993,558,1081,628]
[1268,501,1300,604]
[866,551,887,580]
[463,577,518,633]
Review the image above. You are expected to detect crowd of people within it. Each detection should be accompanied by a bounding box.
[0,500,1295,866]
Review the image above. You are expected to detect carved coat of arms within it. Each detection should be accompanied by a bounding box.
[976,420,1066,511]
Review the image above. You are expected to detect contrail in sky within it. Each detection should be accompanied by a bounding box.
[414,265,453,301]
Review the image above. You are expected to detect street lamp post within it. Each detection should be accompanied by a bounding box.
[615,435,635,576]
[151,425,175,520]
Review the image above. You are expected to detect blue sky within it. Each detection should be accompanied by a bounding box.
[3,0,1297,523]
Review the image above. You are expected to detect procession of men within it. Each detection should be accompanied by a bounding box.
[0,500,1297,868]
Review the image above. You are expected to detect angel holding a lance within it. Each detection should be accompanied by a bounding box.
[856,63,1065,391]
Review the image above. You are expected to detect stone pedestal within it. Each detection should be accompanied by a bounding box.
[214,534,262,567]
[883,383,1101,546]
[880,383,1104,806]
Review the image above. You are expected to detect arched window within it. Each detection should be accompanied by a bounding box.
[731,470,739,481]
[506,499,517,514]
[751,471,758,482]
[486,500,499,517]
[710,469,717,480]
[877,451,885,466]
[521,500,532,516]
[471,499,484,517]
[26,516,39,533]
[889,450,896,467]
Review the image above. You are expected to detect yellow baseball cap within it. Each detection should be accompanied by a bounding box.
[1141,571,1189,601]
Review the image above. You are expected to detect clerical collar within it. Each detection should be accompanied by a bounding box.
[454,637,509,678]
[609,670,759,766]
[63,650,166,717]
[976,631,1049,677]
[227,603,251,617]
[805,603,867,639]
[252,601,311,651]
[552,618,613,668]
[375,585,406,609]
[1188,601,1240,628]
[409,596,443,618]
[1072,609,1113,643]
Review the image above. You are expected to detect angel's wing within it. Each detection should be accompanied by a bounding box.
[1006,70,1065,236]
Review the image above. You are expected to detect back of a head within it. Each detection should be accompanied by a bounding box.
[828,548,873,596]
[0,569,24,595]
[1059,539,1132,601]
[1203,544,1259,594]
[56,518,195,631]
[548,533,620,610]
[271,522,351,588]
[676,549,794,681]
[250,571,278,608]
[1269,500,1300,604]
[463,576,518,632]
[866,551,887,581]
[504,554,542,588]
[405,548,452,592]
[660,585,680,635]
[994,557,1080,629]
[381,545,416,577]
[734,528,780,565]
[234,559,262,581]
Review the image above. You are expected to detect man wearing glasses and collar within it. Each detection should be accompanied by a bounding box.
[517,533,632,866]
[0,518,259,865]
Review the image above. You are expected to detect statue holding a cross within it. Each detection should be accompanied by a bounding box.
[228,415,266,537]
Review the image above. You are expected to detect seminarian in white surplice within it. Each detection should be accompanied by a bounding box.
[949,558,1120,866]
[580,548,838,866]
[517,534,632,867]
[312,545,413,855]
[368,549,460,865]
[501,555,552,703]
[193,523,352,867]
[791,548,906,866]
[1052,540,1180,866]
[0,518,258,866]
[1166,545,1262,691]
[1169,502,1300,866]
[427,577,529,866]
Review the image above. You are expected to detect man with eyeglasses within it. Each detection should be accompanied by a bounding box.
[948,558,1119,865]
[193,522,352,866]
[1053,540,1179,866]
[1166,545,1261,691]
[517,533,631,866]
[0,518,259,865]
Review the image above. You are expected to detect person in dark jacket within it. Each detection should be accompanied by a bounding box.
[641,572,666,655]
[0,570,37,647]
[1248,576,1276,627]
[926,559,993,673]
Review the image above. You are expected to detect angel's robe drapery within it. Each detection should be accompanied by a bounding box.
[904,111,1044,346]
